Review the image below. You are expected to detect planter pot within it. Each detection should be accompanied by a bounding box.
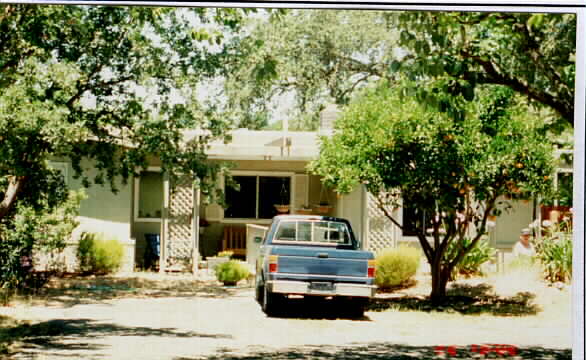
[296,208,313,215]
[541,205,571,223]
[313,205,332,215]
[274,204,290,214]
[488,215,497,222]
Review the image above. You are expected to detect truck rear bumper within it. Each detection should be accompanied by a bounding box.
[267,280,376,298]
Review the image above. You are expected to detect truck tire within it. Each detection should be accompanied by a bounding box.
[255,278,263,305]
[337,297,367,318]
[262,283,281,317]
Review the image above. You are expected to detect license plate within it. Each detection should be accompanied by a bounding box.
[309,282,334,291]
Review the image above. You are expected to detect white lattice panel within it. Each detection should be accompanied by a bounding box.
[165,176,194,271]
[366,192,396,254]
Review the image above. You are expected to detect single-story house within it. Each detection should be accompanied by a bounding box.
[47,107,572,273]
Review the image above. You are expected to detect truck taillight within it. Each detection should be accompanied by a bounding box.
[367,259,376,278]
[268,255,279,273]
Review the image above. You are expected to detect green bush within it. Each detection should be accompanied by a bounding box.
[76,233,124,274]
[215,260,250,285]
[535,227,572,283]
[217,250,234,258]
[443,237,496,280]
[0,189,85,290]
[375,246,421,290]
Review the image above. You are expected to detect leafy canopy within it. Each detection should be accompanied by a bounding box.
[222,10,399,130]
[390,12,576,129]
[0,4,250,287]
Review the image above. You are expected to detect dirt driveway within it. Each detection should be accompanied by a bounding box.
[0,269,572,359]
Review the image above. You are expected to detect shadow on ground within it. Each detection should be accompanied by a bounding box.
[369,283,541,316]
[174,342,571,360]
[266,297,371,321]
[0,315,232,358]
[12,274,252,308]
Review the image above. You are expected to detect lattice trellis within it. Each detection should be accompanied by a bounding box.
[365,192,396,254]
[163,176,195,271]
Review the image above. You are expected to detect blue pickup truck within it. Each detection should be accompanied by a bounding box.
[255,215,376,317]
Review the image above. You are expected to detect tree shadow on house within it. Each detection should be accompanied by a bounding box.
[15,274,253,308]
[1,315,232,359]
[174,342,571,360]
[369,283,541,316]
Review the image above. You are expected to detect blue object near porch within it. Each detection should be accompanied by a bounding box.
[144,233,160,270]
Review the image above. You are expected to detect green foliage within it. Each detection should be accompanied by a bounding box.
[217,250,233,258]
[443,237,495,279]
[535,221,572,283]
[76,233,124,275]
[310,81,555,301]
[214,260,250,284]
[0,190,85,289]
[1,5,251,286]
[507,255,538,272]
[392,12,576,127]
[375,246,421,290]
[223,10,399,130]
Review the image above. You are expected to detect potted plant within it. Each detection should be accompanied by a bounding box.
[314,185,333,214]
[274,204,290,213]
[215,260,250,286]
[274,178,290,214]
[313,201,332,215]
[296,205,313,215]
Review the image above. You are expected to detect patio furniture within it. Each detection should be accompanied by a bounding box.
[222,226,246,258]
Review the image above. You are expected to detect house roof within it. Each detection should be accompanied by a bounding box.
[183,129,322,161]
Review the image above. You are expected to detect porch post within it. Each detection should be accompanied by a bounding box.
[160,172,170,273]
[192,186,200,273]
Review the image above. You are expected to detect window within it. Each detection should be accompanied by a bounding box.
[555,172,573,207]
[274,220,352,245]
[402,205,432,236]
[225,175,291,219]
[135,170,163,221]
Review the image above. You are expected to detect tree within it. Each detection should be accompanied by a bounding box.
[310,81,555,303]
[390,12,576,129]
[0,5,249,286]
[222,10,399,130]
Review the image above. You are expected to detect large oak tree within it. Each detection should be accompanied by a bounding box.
[0,5,249,286]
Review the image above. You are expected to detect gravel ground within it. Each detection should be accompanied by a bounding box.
[0,269,572,360]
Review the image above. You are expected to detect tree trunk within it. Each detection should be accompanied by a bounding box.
[0,176,26,220]
[429,255,449,305]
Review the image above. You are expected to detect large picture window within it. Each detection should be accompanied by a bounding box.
[225,175,291,220]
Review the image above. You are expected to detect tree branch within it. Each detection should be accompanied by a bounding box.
[460,50,573,126]
[0,176,26,220]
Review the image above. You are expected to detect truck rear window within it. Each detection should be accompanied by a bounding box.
[274,220,352,245]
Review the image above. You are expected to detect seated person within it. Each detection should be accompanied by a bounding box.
[512,228,536,258]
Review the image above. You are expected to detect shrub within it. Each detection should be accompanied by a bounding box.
[217,250,234,258]
[443,237,496,280]
[0,189,85,290]
[76,233,124,274]
[215,260,250,285]
[375,246,421,290]
[534,222,572,283]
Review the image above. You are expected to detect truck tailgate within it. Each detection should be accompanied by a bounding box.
[270,245,371,280]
